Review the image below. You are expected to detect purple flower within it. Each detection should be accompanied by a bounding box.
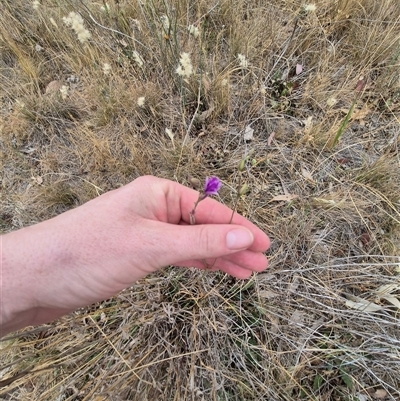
[204,176,222,197]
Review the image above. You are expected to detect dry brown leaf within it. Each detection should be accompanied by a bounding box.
[313,197,336,206]
[373,389,388,399]
[381,295,400,309]
[375,283,400,295]
[355,76,366,93]
[345,298,382,312]
[289,310,305,325]
[374,283,400,308]
[267,131,275,146]
[244,125,254,141]
[45,80,62,94]
[301,167,315,182]
[165,128,175,149]
[270,194,298,202]
[31,176,43,185]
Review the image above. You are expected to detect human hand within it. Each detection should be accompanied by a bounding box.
[2,176,270,333]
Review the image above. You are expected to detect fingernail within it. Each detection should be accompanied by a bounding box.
[226,229,254,250]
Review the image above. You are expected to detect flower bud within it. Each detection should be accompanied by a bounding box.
[239,183,249,195]
[189,177,201,189]
[238,159,246,172]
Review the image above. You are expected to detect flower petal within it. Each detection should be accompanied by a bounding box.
[204,176,222,196]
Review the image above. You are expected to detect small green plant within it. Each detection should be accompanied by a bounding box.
[330,76,366,148]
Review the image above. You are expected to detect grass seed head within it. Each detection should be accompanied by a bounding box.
[102,63,112,75]
[237,53,248,68]
[176,52,193,78]
[62,11,91,43]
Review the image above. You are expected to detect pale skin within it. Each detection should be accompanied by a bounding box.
[1,176,270,337]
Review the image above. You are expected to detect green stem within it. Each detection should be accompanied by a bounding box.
[229,174,243,224]
[331,98,357,149]
[229,196,240,224]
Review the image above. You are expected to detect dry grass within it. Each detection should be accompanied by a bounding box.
[1,0,400,400]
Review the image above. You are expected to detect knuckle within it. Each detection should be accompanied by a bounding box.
[198,226,214,255]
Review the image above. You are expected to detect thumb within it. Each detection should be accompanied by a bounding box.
[154,224,254,266]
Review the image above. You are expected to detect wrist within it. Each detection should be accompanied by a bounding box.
[1,218,74,336]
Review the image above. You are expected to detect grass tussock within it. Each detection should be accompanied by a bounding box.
[1,0,400,399]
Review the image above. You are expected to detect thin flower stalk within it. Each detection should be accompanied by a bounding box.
[190,176,222,225]
[229,155,252,223]
[189,177,222,270]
